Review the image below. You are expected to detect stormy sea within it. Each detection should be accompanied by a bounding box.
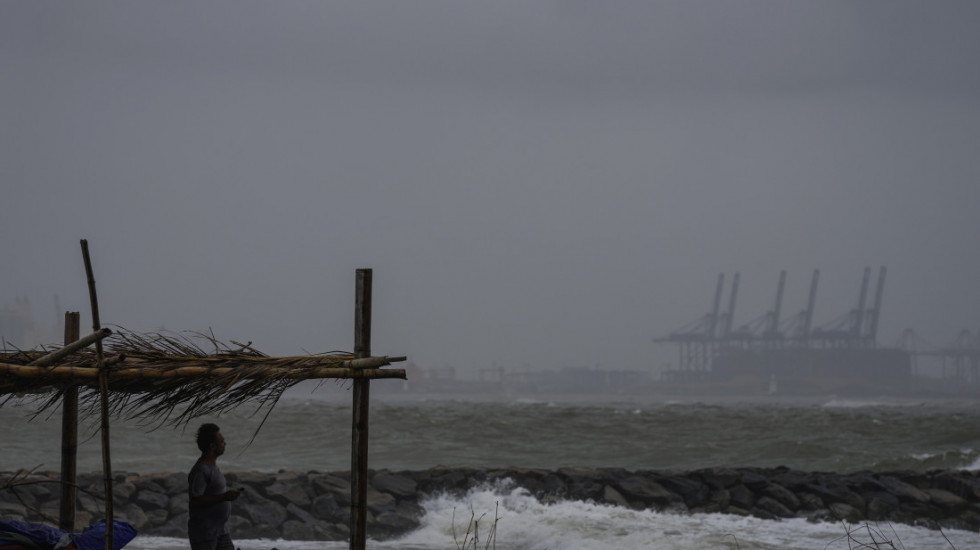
[2,386,979,549]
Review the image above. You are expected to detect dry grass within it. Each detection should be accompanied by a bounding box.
[825,521,957,550]
[453,501,500,550]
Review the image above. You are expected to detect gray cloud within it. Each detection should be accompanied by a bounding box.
[2,1,979,373]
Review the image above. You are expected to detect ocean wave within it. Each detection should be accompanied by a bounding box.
[3,398,978,474]
[822,398,897,409]
[962,452,980,471]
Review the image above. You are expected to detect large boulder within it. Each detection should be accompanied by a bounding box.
[121,503,148,530]
[264,480,313,507]
[924,488,966,511]
[728,484,755,510]
[602,485,630,508]
[697,468,742,490]
[755,496,794,518]
[161,472,188,496]
[281,520,316,541]
[762,482,800,511]
[241,496,288,528]
[311,473,350,496]
[135,489,170,510]
[866,492,900,520]
[558,467,604,501]
[366,487,397,514]
[658,476,710,508]
[933,472,980,500]
[312,494,345,523]
[112,481,137,504]
[226,515,253,537]
[145,508,169,529]
[615,475,678,507]
[876,475,931,504]
[371,511,421,539]
[286,502,318,524]
[372,473,418,499]
[828,502,863,523]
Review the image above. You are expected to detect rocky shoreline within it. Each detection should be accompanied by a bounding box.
[3,467,980,540]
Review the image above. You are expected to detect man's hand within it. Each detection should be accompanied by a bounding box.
[225,488,244,501]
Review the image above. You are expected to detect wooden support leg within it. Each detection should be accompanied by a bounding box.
[59,312,80,531]
[350,269,372,550]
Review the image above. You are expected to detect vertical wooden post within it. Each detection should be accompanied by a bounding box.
[59,312,80,531]
[81,239,112,550]
[350,269,372,550]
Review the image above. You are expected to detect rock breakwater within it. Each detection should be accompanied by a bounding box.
[3,467,979,540]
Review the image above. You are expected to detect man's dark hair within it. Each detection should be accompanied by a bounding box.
[196,423,221,453]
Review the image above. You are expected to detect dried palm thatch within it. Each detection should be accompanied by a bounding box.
[0,326,406,427]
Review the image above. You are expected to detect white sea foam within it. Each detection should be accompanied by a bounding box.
[385,482,980,550]
[903,448,980,470]
[964,453,980,471]
[911,451,942,461]
[821,396,930,409]
[128,483,979,550]
[822,398,888,408]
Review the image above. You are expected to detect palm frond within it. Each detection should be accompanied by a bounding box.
[0,326,405,427]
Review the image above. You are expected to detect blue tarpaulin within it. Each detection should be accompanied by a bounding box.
[0,520,137,550]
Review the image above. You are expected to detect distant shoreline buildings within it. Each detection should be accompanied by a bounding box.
[0,297,52,349]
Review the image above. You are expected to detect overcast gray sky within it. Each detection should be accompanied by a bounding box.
[3,1,979,374]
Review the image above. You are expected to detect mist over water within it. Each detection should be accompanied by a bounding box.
[3,391,978,475]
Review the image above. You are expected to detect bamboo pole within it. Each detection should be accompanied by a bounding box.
[59,312,80,531]
[103,355,404,369]
[27,328,112,367]
[81,239,112,550]
[19,353,401,369]
[350,268,372,550]
[0,362,407,380]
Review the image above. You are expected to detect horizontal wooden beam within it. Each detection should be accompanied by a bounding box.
[27,328,112,367]
[0,362,407,381]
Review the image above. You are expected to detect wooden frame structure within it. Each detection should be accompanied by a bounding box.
[0,241,406,550]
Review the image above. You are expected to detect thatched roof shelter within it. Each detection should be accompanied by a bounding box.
[0,327,406,425]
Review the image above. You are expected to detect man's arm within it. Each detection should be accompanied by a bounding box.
[189,488,242,508]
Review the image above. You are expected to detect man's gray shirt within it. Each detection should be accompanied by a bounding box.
[187,460,230,541]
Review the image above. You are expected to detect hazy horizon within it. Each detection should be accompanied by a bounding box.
[3,2,979,374]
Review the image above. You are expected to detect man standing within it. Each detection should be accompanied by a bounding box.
[188,423,242,550]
